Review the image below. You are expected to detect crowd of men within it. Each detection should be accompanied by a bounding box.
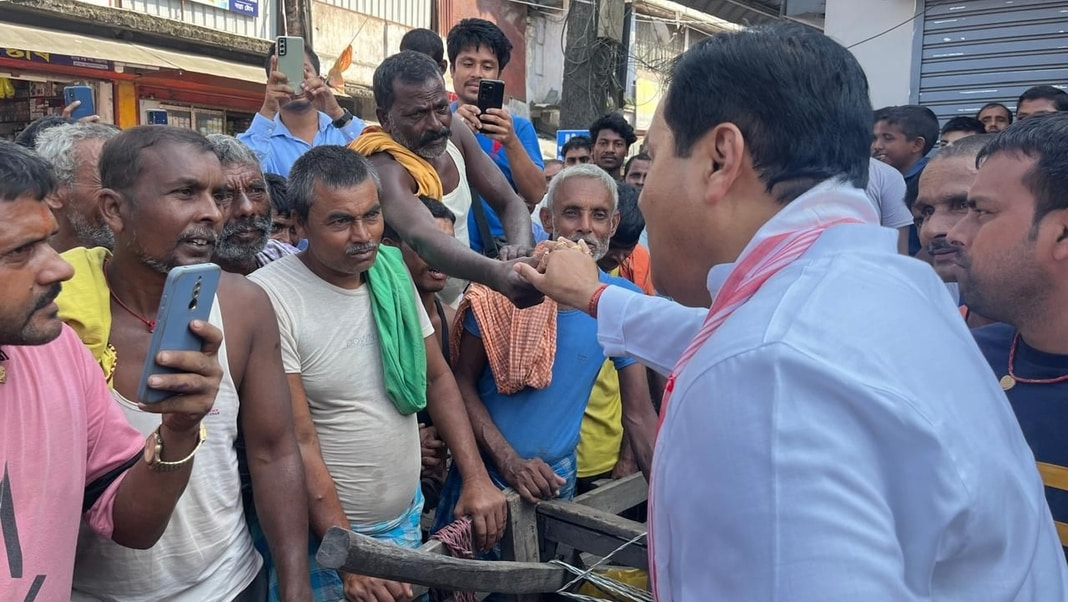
[4,14,1068,602]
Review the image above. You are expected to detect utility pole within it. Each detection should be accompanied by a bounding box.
[559,0,627,130]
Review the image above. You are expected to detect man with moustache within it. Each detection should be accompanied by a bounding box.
[912,134,994,327]
[589,113,637,180]
[55,126,311,602]
[34,122,119,253]
[517,24,1067,599]
[250,146,506,602]
[239,43,365,177]
[206,134,297,275]
[948,113,1068,558]
[351,51,538,307]
[434,164,657,527]
[0,141,224,602]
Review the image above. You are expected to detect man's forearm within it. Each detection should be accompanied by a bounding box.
[408,224,507,288]
[249,441,311,599]
[496,195,535,249]
[504,142,546,211]
[426,373,493,484]
[456,379,519,473]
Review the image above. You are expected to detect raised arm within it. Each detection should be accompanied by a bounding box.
[454,124,534,255]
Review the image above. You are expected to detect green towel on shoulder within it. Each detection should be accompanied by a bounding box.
[365,245,427,415]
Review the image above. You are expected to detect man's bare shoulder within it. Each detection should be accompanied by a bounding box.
[368,152,417,193]
[218,271,275,330]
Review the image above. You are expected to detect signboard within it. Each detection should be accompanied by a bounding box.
[188,0,259,17]
[556,129,588,159]
[0,48,112,71]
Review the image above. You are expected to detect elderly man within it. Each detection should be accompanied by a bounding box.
[435,164,656,530]
[948,113,1068,558]
[56,126,311,602]
[249,146,506,602]
[351,50,538,307]
[0,140,223,602]
[519,24,1068,599]
[206,134,298,275]
[34,122,119,252]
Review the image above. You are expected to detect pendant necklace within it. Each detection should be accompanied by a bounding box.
[1000,332,1068,391]
[104,262,156,332]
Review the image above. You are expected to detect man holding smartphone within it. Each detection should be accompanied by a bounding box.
[0,141,224,602]
[238,41,365,178]
[448,19,548,254]
[55,127,312,602]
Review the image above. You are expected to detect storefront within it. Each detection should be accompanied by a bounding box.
[0,21,265,139]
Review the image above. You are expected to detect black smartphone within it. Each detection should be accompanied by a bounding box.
[476,79,505,117]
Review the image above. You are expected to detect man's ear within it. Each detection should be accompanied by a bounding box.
[376,108,389,130]
[381,235,399,248]
[700,123,746,206]
[609,210,621,238]
[539,206,553,234]
[910,136,928,156]
[1049,208,1068,261]
[98,188,125,234]
[45,187,66,211]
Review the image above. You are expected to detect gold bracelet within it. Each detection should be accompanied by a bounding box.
[144,422,207,472]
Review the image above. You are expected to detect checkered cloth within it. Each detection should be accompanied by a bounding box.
[255,238,299,269]
[450,283,557,395]
[251,487,425,601]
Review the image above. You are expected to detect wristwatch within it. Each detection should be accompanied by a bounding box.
[331,108,354,129]
[144,422,208,472]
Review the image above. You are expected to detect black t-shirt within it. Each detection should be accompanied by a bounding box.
[973,322,1068,558]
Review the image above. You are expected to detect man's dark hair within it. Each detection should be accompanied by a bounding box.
[562,135,592,156]
[941,116,986,137]
[932,133,994,161]
[401,28,446,64]
[265,173,292,217]
[446,18,512,70]
[978,102,1013,124]
[373,51,445,113]
[624,152,651,176]
[610,182,644,248]
[383,195,455,242]
[1017,85,1068,111]
[589,113,637,147]
[15,116,75,148]
[0,141,57,202]
[875,105,940,156]
[977,112,1068,225]
[665,25,872,202]
[263,41,322,80]
[545,158,563,169]
[99,126,215,197]
[288,146,381,222]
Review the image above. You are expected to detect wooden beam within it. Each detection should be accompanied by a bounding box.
[572,473,648,515]
[316,527,570,594]
[537,501,649,570]
[498,490,540,602]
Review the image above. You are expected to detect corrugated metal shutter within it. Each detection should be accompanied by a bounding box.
[125,0,276,39]
[918,0,1068,122]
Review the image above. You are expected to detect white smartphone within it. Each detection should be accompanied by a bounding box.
[276,36,306,90]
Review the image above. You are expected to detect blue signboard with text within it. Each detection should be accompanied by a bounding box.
[556,129,588,160]
[189,0,258,17]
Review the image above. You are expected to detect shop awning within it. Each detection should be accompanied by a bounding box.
[0,21,263,84]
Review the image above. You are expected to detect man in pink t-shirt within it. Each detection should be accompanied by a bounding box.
[0,141,223,600]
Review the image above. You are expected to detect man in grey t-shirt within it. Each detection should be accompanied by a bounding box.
[866,158,914,254]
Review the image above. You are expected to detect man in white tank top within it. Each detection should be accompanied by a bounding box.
[55,126,312,602]
[361,51,543,308]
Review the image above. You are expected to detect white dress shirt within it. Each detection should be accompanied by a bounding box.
[598,212,1068,600]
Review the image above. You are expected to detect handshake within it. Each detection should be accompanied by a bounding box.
[531,237,593,272]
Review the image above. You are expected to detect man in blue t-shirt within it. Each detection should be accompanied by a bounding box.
[434,165,657,532]
[948,113,1068,558]
[447,18,549,256]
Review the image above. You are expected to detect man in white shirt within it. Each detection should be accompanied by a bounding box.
[517,23,1068,601]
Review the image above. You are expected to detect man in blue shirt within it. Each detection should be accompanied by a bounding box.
[433,164,657,528]
[447,18,548,256]
[238,42,365,177]
[948,113,1068,559]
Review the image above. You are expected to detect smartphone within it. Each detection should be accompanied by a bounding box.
[276,36,306,91]
[63,85,95,119]
[146,109,168,125]
[476,79,505,116]
[137,264,222,404]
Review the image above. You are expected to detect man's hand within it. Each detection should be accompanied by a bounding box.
[477,108,518,148]
[139,319,223,433]
[611,457,639,480]
[455,104,482,133]
[261,56,298,120]
[61,100,101,123]
[453,478,507,552]
[514,247,602,312]
[341,572,413,602]
[501,456,565,504]
[419,424,447,478]
[305,75,345,122]
[496,260,545,309]
[497,243,533,262]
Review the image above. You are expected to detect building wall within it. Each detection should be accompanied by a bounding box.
[311,1,411,93]
[526,8,567,106]
[824,0,918,109]
[76,0,277,40]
